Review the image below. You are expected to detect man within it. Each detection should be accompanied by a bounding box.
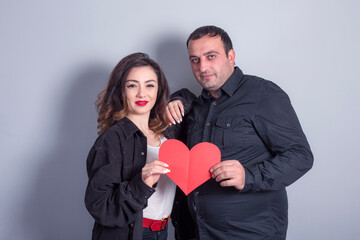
[167,25,313,240]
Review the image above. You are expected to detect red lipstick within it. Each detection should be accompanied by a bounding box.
[135,101,148,106]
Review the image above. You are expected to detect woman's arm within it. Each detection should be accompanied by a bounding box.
[85,133,154,228]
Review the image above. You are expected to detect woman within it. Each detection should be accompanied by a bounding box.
[85,52,176,240]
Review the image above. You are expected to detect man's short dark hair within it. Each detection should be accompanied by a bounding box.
[186,25,233,56]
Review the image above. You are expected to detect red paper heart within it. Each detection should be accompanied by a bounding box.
[159,139,221,195]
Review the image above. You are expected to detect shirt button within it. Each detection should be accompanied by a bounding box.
[206,123,210,127]
[194,191,199,196]
[213,102,217,106]
[226,123,230,127]
[141,152,145,156]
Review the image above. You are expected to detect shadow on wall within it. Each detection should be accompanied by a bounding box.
[21,64,111,240]
[154,34,202,95]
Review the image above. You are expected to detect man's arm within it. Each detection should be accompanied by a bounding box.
[243,82,313,192]
[210,82,313,192]
[166,88,197,239]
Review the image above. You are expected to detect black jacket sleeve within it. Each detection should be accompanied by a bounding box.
[85,132,155,227]
[169,88,197,239]
[242,82,314,192]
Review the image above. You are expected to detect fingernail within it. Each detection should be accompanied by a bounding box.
[172,121,176,125]
[177,120,181,124]
[163,169,171,173]
[180,118,182,123]
[182,113,184,117]
[209,168,213,173]
[164,163,169,167]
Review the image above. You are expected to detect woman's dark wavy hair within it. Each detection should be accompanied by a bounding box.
[96,52,170,135]
[186,25,233,56]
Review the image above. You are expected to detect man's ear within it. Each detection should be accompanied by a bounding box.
[228,49,235,65]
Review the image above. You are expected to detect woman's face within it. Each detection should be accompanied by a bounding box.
[125,66,158,118]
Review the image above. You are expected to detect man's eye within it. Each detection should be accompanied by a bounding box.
[208,55,215,60]
[191,58,199,64]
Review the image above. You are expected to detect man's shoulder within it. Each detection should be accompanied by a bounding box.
[241,74,283,94]
[242,73,270,87]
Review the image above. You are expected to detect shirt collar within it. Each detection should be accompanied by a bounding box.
[220,67,243,97]
[115,117,143,139]
[200,67,244,99]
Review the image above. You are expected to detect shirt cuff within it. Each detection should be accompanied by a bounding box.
[241,166,259,192]
[128,172,156,206]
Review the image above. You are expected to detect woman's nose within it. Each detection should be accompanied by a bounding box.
[136,86,145,97]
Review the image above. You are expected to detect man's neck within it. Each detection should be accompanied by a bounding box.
[209,90,219,99]
[209,66,236,99]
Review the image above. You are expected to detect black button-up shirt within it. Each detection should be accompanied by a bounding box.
[174,67,313,240]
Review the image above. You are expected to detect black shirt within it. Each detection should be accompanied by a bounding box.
[173,67,313,240]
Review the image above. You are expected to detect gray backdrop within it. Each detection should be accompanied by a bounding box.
[1,0,359,239]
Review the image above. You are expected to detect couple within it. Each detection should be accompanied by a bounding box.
[85,25,313,240]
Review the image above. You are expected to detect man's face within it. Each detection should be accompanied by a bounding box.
[187,35,235,98]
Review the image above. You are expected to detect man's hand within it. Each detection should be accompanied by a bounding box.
[166,100,184,125]
[210,160,245,190]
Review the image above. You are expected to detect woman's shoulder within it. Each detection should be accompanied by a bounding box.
[92,125,122,150]
[95,118,142,147]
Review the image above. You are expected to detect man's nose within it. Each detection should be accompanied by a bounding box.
[199,59,208,72]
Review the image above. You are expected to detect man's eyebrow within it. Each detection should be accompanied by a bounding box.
[203,51,220,56]
[189,51,220,59]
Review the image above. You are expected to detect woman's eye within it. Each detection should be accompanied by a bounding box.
[127,84,136,88]
[147,84,155,88]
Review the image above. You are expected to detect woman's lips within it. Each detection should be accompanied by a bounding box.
[135,101,149,106]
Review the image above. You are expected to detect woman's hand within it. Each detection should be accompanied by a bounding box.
[142,160,170,188]
[166,100,184,125]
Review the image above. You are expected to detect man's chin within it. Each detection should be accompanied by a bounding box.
[203,85,218,92]
[198,80,213,89]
